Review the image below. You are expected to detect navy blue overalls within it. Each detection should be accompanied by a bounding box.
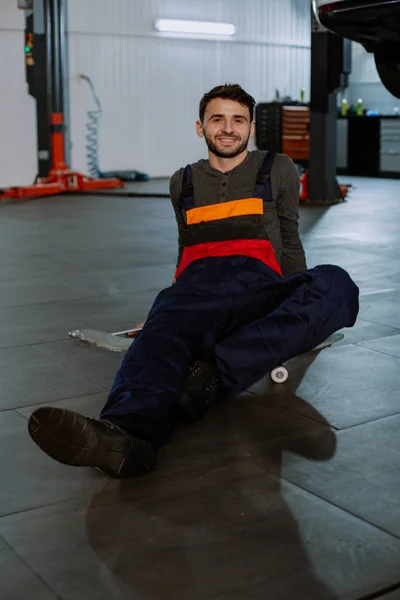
[101,153,359,448]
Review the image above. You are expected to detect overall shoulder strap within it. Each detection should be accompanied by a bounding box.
[179,165,195,211]
[253,151,276,202]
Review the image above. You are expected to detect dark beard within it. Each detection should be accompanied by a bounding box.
[204,133,250,159]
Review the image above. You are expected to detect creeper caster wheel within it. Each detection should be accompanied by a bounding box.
[270,366,288,384]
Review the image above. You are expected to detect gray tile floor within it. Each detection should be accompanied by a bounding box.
[1,176,400,599]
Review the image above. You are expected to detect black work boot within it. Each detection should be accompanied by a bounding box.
[28,407,156,478]
[179,360,223,420]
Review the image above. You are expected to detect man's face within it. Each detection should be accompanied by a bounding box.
[196,98,255,159]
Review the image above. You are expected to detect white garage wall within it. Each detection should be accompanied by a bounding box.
[0,0,311,188]
[347,42,400,115]
[0,1,37,188]
[68,0,311,177]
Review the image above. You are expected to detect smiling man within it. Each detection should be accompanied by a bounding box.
[28,84,359,479]
[171,84,308,282]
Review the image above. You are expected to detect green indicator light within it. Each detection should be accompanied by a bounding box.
[25,45,31,52]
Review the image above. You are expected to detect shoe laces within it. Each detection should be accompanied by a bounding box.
[190,361,220,395]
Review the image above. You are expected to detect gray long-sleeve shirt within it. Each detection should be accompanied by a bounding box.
[169,150,307,276]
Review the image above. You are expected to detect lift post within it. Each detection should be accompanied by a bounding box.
[1,0,123,201]
[307,10,352,204]
[255,8,351,204]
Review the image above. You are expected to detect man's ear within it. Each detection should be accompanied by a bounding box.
[196,120,205,138]
[249,120,256,138]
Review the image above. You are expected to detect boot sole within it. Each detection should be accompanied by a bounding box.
[28,407,154,479]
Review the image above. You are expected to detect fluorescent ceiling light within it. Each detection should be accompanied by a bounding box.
[154,19,236,36]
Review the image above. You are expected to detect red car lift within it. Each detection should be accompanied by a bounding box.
[0,0,123,202]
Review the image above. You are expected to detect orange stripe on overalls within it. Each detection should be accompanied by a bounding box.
[186,197,263,225]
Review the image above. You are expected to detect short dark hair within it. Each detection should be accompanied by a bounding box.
[199,84,256,123]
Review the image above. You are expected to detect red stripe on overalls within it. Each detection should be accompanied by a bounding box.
[174,239,283,281]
